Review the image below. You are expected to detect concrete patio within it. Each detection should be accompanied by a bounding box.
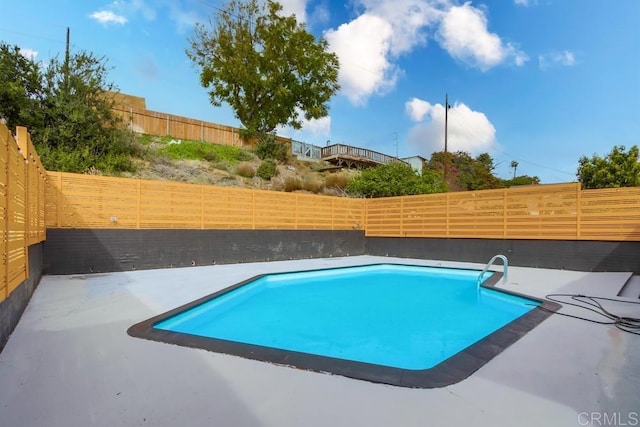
[1,256,638,427]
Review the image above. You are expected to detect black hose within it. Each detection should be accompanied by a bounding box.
[539,294,640,336]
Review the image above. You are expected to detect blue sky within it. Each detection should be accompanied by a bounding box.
[2,0,639,183]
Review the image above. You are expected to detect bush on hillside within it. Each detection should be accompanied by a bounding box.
[257,159,278,180]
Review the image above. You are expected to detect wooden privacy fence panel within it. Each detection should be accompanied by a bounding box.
[0,125,46,303]
[45,172,365,231]
[364,183,640,241]
[43,172,640,241]
[505,184,579,240]
[112,107,292,148]
[579,187,640,240]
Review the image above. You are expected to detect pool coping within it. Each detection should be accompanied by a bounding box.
[127,263,562,388]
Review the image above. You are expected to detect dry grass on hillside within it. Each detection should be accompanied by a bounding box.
[115,135,356,196]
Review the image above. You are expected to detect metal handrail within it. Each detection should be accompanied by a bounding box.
[478,254,508,288]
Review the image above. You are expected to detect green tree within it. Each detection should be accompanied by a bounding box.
[577,145,640,189]
[0,42,44,133]
[510,160,519,179]
[35,51,136,173]
[428,151,502,191]
[502,175,540,187]
[186,0,340,138]
[347,162,447,198]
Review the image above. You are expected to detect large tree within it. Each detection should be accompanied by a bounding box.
[35,50,137,173]
[186,0,340,138]
[428,151,503,191]
[577,145,640,189]
[0,42,44,133]
[1,40,136,173]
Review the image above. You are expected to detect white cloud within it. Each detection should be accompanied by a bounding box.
[325,14,399,105]
[279,0,307,23]
[539,50,576,70]
[406,98,496,155]
[405,98,432,122]
[299,115,331,136]
[325,0,443,105]
[325,1,527,105]
[90,10,128,25]
[19,48,38,60]
[514,0,529,6]
[437,3,527,71]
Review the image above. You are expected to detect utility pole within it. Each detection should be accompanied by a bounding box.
[393,132,399,159]
[63,27,70,97]
[444,93,450,180]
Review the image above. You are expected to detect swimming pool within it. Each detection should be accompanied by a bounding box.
[128,264,559,388]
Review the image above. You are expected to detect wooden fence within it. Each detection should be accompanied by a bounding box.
[43,175,640,242]
[45,172,365,231]
[2,123,639,302]
[365,183,640,241]
[0,124,47,303]
[112,106,292,148]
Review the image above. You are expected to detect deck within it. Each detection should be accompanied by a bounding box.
[321,144,406,169]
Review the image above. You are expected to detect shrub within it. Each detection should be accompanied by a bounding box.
[254,133,288,161]
[235,162,256,178]
[346,162,447,198]
[257,160,278,180]
[325,173,350,189]
[283,176,303,192]
[302,177,324,194]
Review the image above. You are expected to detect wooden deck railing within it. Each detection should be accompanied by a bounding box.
[321,144,404,165]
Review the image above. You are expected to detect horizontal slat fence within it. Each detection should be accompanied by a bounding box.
[45,174,640,242]
[45,172,365,231]
[365,183,640,241]
[0,124,47,302]
[580,186,640,240]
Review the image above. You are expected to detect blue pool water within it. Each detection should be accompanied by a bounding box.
[154,264,538,370]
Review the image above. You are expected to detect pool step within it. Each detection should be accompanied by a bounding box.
[618,275,640,299]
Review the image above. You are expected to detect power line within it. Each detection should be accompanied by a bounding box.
[489,146,575,176]
[0,27,66,44]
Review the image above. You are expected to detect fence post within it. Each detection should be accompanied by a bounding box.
[503,188,508,238]
[200,185,205,229]
[446,193,450,237]
[331,198,334,230]
[576,183,582,240]
[57,173,63,227]
[16,127,29,279]
[166,115,170,136]
[136,181,141,229]
[200,121,204,142]
[294,194,299,230]
[3,126,10,299]
[400,197,405,236]
[251,190,256,229]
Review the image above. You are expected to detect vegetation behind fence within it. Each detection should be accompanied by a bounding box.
[0,124,46,303]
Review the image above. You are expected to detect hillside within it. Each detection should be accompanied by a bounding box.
[118,134,355,196]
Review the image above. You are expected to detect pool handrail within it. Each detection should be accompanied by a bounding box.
[478,254,508,288]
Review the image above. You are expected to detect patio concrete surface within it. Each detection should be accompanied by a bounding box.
[1,256,638,427]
